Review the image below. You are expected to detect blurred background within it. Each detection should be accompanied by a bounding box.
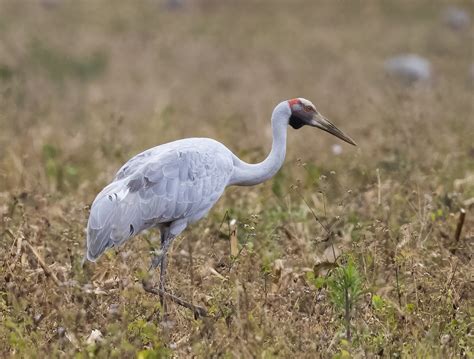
[0,0,473,357]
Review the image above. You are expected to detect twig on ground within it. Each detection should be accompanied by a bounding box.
[25,240,63,287]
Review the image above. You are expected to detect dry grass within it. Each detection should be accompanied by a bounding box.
[0,0,473,357]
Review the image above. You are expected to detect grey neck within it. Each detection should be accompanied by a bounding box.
[228,102,290,186]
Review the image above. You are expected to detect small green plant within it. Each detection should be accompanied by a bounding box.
[328,260,363,342]
[137,348,170,359]
[306,271,327,290]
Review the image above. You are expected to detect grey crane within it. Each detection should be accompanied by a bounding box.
[85,98,356,313]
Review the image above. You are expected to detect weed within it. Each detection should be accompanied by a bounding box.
[328,259,363,342]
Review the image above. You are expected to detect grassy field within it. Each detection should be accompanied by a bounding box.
[1,0,473,357]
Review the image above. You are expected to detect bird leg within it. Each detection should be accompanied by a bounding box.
[141,281,208,318]
[146,229,174,311]
[158,237,172,311]
[149,225,170,271]
[142,222,208,318]
[142,236,208,318]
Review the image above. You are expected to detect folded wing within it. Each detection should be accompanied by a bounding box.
[86,145,233,261]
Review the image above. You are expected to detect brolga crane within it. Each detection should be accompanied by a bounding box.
[86,98,356,315]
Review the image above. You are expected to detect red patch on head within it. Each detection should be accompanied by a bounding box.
[288,98,300,107]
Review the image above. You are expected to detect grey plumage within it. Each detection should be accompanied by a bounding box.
[86,138,234,261]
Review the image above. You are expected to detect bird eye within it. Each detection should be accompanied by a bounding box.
[304,105,313,112]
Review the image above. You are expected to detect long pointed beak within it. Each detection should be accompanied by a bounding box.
[308,113,357,146]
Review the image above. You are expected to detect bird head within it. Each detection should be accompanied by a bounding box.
[287,98,357,146]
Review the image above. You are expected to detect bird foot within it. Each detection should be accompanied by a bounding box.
[141,280,208,319]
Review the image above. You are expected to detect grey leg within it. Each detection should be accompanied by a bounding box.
[149,226,170,271]
[158,235,173,310]
[142,221,208,317]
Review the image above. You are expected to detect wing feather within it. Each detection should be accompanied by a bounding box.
[86,141,234,261]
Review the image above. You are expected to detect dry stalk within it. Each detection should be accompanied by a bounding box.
[293,187,329,233]
[376,168,381,206]
[230,222,238,257]
[452,208,466,254]
[24,240,63,287]
[6,229,22,272]
[395,262,402,308]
